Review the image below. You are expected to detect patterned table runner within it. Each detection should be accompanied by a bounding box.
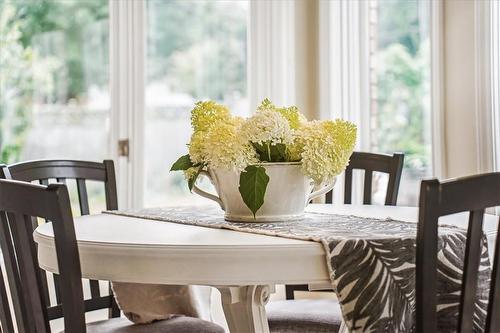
[105,206,491,333]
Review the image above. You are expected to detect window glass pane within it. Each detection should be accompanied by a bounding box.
[368,0,431,205]
[144,0,248,207]
[0,0,109,210]
[0,0,110,163]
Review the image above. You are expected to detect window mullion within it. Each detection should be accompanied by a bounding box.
[109,0,145,209]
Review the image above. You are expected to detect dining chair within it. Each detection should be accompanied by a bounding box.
[0,178,225,333]
[416,173,499,333]
[0,160,225,333]
[268,152,405,333]
[325,151,405,205]
[0,160,121,321]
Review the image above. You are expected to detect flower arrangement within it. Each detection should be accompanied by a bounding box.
[171,99,357,216]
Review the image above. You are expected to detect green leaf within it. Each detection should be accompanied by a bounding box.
[187,166,203,191]
[170,154,193,171]
[273,143,287,161]
[252,142,270,161]
[238,165,269,218]
[251,142,287,162]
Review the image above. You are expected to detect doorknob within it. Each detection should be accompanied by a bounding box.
[118,139,129,157]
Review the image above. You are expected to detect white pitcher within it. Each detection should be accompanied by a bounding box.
[193,162,336,222]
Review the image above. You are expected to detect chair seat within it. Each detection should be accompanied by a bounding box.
[266,299,342,333]
[62,316,225,333]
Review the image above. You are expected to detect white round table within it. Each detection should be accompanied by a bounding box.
[33,204,498,333]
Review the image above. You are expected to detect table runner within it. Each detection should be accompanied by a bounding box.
[105,206,491,333]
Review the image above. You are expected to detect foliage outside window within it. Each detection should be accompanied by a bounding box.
[368,0,432,206]
[0,0,109,164]
[1,0,109,215]
[144,0,248,206]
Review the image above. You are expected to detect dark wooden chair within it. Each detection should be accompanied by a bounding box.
[0,160,224,333]
[417,173,500,333]
[0,160,121,324]
[267,152,405,333]
[326,151,405,205]
[284,152,405,301]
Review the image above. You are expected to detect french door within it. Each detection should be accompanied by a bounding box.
[111,0,249,209]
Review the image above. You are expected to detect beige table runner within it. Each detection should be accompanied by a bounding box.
[106,206,491,332]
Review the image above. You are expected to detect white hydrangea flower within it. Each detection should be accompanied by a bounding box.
[241,109,294,145]
[188,115,257,171]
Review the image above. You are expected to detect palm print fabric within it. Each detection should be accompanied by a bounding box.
[105,206,491,332]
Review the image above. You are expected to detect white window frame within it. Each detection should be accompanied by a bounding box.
[474,0,495,174]
[109,0,145,209]
[430,0,446,179]
[490,0,500,172]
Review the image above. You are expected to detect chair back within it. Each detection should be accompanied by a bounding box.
[417,173,500,333]
[0,160,120,330]
[286,152,405,300]
[0,179,86,333]
[326,152,404,205]
[3,160,118,212]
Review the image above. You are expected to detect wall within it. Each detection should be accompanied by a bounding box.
[294,0,319,119]
[442,0,481,178]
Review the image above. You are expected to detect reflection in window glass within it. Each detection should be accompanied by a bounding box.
[144,1,248,207]
[368,0,431,206]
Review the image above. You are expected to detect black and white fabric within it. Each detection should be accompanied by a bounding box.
[105,206,491,333]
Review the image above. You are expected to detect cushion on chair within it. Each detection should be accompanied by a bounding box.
[266,299,342,333]
[63,316,225,333]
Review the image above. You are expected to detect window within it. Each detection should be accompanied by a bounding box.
[143,0,248,206]
[0,0,110,212]
[367,0,432,206]
[0,0,110,163]
[321,0,432,206]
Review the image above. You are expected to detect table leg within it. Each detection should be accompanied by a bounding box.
[217,285,274,333]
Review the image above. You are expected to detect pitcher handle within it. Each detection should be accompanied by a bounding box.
[192,170,225,210]
[307,178,337,204]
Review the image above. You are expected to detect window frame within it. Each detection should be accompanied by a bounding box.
[474,0,495,174]
[490,0,500,172]
[109,0,146,209]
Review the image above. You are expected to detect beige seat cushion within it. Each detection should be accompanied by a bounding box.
[266,299,342,333]
[62,316,225,333]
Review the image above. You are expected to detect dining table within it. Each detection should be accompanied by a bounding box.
[33,204,499,333]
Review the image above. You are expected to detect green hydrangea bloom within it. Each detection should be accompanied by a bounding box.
[191,101,231,133]
[296,119,357,184]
